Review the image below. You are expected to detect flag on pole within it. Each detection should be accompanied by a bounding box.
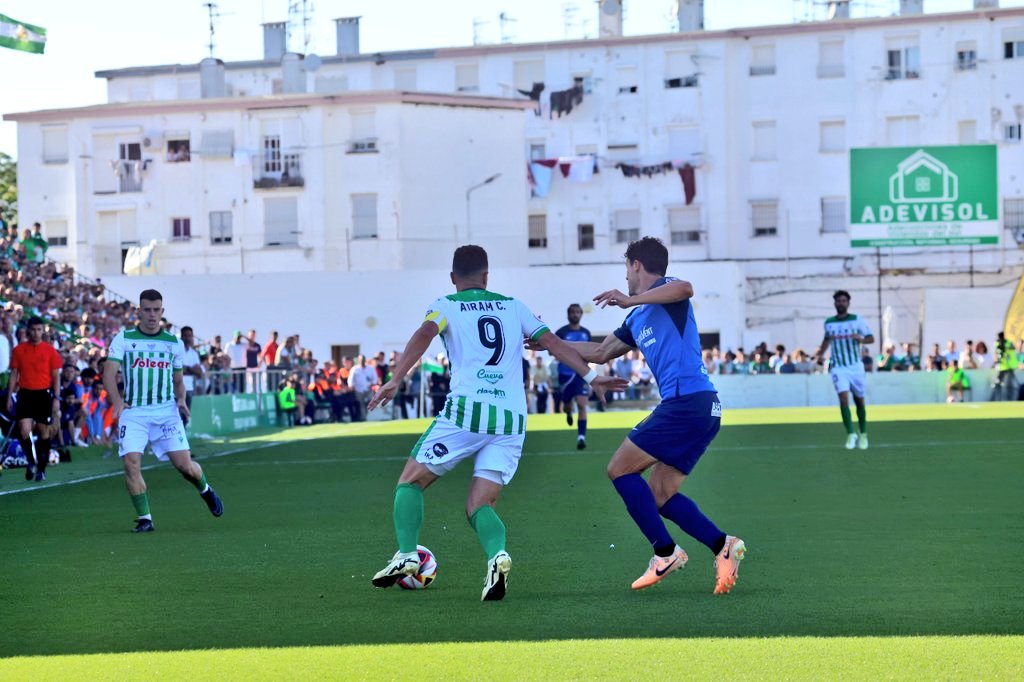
[422,359,445,375]
[0,14,47,54]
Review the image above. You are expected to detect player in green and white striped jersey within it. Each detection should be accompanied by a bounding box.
[368,245,629,600]
[815,290,875,451]
[103,289,223,533]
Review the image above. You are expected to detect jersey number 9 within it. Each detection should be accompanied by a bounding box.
[477,316,505,366]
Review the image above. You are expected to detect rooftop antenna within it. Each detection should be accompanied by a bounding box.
[499,11,516,43]
[562,3,580,39]
[203,2,223,57]
[472,17,490,45]
[288,0,315,53]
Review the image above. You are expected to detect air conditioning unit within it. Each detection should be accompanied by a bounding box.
[143,133,162,150]
[347,138,378,153]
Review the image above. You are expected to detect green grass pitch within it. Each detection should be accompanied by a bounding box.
[1,403,1022,679]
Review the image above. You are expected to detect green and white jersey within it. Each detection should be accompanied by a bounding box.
[107,327,184,409]
[824,314,873,371]
[424,289,549,435]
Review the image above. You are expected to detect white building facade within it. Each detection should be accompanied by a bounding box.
[7,4,1024,358]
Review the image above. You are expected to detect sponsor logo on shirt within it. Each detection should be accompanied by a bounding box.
[476,369,504,385]
[477,387,507,399]
[130,358,172,369]
[711,401,722,418]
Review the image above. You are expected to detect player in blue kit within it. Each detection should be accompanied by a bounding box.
[555,304,592,449]
[560,237,746,594]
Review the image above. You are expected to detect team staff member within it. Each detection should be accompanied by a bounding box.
[6,317,63,481]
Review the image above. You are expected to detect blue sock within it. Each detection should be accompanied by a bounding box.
[577,419,587,438]
[659,493,726,554]
[611,474,674,551]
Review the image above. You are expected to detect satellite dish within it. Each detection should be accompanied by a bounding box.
[601,0,621,16]
[305,53,322,72]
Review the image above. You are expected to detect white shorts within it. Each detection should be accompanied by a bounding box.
[830,366,867,398]
[118,403,190,460]
[410,417,525,486]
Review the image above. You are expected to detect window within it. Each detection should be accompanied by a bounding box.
[45,220,68,246]
[171,217,191,241]
[42,125,68,164]
[614,210,640,243]
[348,110,376,152]
[210,211,232,244]
[616,67,638,94]
[1005,198,1024,231]
[529,142,546,161]
[513,59,544,92]
[750,44,776,76]
[668,207,701,245]
[664,51,698,88]
[886,115,921,146]
[885,37,920,80]
[668,127,700,162]
[352,194,378,239]
[577,224,595,250]
[200,129,234,159]
[575,143,598,156]
[958,120,977,144]
[752,121,776,161]
[394,67,417,91]
[455,63,479,92]
[818,40,844,78]
[166,139,190,162]
[821,198,846,233]
[819,121,845,153]
[1004,27,1024,59]
[262,135,281,173]
[1005,123,1023,143]
[528,214,547,248]
[264,197,298,247]
[956,41,977,70]
[751,201,778,237]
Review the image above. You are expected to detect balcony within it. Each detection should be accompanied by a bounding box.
[111,160,145,193]
[253,150,304,190]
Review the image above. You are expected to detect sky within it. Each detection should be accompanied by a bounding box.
[1,0,1021,157]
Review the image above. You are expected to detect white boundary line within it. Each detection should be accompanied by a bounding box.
[0,441,282,498]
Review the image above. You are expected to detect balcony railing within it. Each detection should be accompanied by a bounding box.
[253,150,304,189]
[111,160,145,193]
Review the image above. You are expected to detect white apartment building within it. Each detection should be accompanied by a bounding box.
[7,1,1024,358]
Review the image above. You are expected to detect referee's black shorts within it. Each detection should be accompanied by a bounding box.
[15,388,55,424]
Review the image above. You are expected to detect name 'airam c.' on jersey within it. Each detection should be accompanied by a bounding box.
[424,289,549,436]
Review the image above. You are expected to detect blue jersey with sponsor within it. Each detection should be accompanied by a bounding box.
[555,324,591,380]
[612,277,716,399]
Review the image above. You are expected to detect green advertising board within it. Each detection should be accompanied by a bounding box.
[188,392,280,437]
[849,145,998,247]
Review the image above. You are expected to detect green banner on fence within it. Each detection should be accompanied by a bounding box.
[849,145,998,247]
[188,393,279,437]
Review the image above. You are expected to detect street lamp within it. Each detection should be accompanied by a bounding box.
[464,172,502,244]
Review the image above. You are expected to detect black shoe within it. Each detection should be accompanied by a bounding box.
[201,487,224,517]
[566,412,573,427]
[577,437,586,450]
[132,518,155,533]
[34,471,46,482]
[24,465,35,481]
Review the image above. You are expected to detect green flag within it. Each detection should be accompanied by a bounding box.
[422,359,444,375]
[0,14,46,54]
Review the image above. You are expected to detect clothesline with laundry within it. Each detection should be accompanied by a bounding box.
[528,155,698,205]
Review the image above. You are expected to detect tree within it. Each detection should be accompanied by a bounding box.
[0,152,16,229]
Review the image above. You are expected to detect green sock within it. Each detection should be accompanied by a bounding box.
[131,492,150,517]
[856,403,867,433]
[393,483,424,554]
[840,405,855,434]
[192,472,209,492]
[469,505,506,559]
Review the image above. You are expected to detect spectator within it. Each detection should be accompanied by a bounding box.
[81,368,109,445]
[926,343,946,371]
[792,348,814,374]
[860,346,874,373]
[180,326,203,413]
[612,351,636,398]
[749,351,771,375]
[531,355,551,413]
[946,359,969,403]
[959,340,980,370]
[351,355,378,413]
[768,344,786,372]
[429,355,451,416]
[277,379,297,426]
[634,357,655,398]
[876,344,899,371]
[225,330,247,393]
[702,349,717,375]
[900,342,920,371]
[275,335,296,370]
[335,356,361,422]
[547,354,562,413]
[943,340,959,368]
[263,330,281,390]
[974,341,991,368]
[719,350,736,375]
[992,331,1020,401]
[777,354,796,374]
[733,349,750,375]
[244,328,263,393]
[58,363,86,447]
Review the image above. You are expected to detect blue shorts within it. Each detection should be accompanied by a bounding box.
[560,374,591,402]
[628,391,721,475]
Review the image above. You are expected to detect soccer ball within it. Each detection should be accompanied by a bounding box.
[48,450,60,465]
[398,545,438,590]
